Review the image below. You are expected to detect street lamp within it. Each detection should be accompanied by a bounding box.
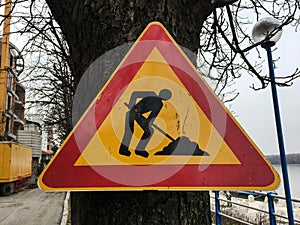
[252,17,294,225]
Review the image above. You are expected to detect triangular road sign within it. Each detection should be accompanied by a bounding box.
[39,22,280,191]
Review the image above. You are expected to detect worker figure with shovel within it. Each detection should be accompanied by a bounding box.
[119,89,172,158]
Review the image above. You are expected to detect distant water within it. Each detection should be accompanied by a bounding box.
[272,164,300,199]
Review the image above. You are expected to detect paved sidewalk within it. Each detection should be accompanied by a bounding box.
[0,188,66,225]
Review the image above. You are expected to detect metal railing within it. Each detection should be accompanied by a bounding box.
[211,191,300,225]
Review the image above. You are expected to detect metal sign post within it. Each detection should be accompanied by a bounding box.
[262,41,294,225]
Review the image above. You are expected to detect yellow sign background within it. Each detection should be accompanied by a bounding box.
[75,48,240,166]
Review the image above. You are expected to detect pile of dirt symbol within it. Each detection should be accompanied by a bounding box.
[154,136,209,156]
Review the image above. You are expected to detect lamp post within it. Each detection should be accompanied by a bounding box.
[252,17,294,225]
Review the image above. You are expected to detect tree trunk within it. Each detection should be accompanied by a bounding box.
[45,0,216,224]
[45,0,214,88]
[71,191,211,225]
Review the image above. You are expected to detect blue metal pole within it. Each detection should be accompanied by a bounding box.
[215,191,222,225]
[267,192,277,225]
[262,42,294,225]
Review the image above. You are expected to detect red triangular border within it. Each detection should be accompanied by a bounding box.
[39,22,279,191]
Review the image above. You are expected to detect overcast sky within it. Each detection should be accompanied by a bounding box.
[7,4,299,156]
[11,26,299,156]
[228,25,300,155]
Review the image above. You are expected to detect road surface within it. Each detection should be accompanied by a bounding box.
[0,188,66,225]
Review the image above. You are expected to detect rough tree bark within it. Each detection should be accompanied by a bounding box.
[44,0,220,224]
[71,191,212,224]
[45,0,215,88]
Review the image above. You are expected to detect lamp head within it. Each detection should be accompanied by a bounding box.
[252,17,283,46]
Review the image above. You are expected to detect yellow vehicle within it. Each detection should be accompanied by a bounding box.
[0,142,32,195]
[0,1,32,195]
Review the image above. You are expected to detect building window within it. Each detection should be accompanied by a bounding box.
[7,73,13,91]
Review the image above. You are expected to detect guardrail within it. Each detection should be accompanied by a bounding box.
[211,191,300,225]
